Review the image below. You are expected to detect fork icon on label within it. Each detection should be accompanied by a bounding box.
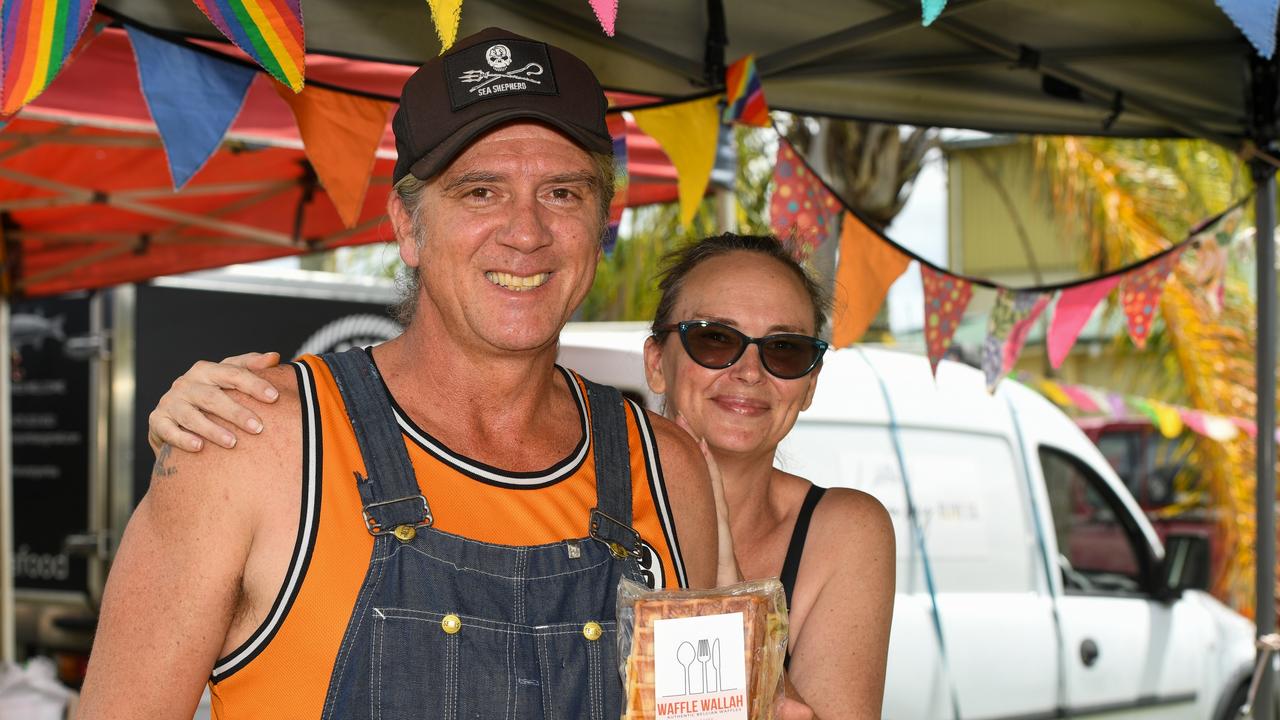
[696,639,712,694]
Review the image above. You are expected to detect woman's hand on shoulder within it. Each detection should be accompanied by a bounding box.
[147,351,283,454]
[673,413,741,587]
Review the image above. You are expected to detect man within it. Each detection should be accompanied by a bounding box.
[78,27,717,719]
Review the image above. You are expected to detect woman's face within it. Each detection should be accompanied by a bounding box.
[644,250,822,460]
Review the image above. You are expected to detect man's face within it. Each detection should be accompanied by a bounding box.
[395,122,605,355]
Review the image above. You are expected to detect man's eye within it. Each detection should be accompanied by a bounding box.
[550,188,576,200]
[469,188,492,199]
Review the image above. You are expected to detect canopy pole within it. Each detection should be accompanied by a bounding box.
[0,295,14,663]
[1253,155,1277,720]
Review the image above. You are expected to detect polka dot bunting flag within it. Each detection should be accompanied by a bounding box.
[770,140,842,260]
[1120,247,1185,349]
[921,264,973,376]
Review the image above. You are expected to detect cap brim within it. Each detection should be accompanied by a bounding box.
[407,109,614,181]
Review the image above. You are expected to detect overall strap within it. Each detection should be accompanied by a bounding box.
[583,378,641,560]
[781,484,826,671]
[321,348,433,535]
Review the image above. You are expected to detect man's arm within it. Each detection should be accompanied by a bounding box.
[79,368,300,719]
[646,412,718,589]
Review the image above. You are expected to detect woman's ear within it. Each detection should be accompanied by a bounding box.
[643,335,668,395]
[388,193,420,268]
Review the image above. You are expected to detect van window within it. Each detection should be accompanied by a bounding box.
[778,422,1040,595]
[1039,446,1145,594]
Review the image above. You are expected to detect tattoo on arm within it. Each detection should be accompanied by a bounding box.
[152,444,178,479]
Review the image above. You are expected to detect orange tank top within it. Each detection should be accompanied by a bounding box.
[207,354,687,718]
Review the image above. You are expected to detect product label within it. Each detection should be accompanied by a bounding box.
[652,611,747,719]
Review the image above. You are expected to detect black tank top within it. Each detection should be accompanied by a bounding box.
[779,484,826,671]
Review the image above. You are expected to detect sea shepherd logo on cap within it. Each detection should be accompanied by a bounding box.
[445,39,559,110]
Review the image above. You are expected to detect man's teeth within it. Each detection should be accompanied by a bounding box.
[486,271,550,291]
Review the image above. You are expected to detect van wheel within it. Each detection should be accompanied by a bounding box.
[1219,681,1249,720]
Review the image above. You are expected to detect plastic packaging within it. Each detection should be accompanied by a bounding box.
[616,577,788,720]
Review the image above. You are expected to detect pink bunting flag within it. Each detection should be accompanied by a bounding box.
[770,140,841,260]
[982,289,1051,390]
[920,264,973,375]
[1188,235,1228,315]
[588,0,618,36]
[1231,417,1258,439]
[1060,384,1101,413]
[1120,247,1184,349]
[1047,275,1121,368]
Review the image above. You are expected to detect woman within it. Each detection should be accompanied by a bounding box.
[149,234,895,718]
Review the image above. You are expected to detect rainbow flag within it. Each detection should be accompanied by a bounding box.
[1,0,100,115]
[722,54,769,127]
[192,0,305,92]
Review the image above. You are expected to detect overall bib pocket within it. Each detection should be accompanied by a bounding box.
[535,620,619,720]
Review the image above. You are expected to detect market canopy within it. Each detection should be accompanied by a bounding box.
[103,0,1269,144]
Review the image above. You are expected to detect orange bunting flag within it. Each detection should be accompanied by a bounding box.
[983,289,1050,391]
[1120,247,1184,349]
[632,97,721,226]
[770,140,842,259]
[275,83,391,228]
[830,213,910,347]
[427,0,464,53]
[920,264,973,375]
[192,0,306,92]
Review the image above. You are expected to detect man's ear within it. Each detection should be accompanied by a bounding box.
[388,192,420,268]
[643,335,667,395]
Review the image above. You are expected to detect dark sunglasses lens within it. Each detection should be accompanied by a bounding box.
[682,323,746,368]
[760,336,823,378]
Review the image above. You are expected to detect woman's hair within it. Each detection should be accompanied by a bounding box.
[651,233,833,339]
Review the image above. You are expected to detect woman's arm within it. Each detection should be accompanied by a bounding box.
[787,488,896,719]
[147,351,282,453]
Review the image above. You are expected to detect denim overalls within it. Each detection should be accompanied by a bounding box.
[319,349,645,720]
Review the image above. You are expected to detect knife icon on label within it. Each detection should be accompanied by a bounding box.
[710,638,721,692]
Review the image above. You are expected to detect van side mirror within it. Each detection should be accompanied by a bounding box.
[1157,533,1210,600]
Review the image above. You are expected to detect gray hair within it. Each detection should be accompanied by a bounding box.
[390,151,616,325]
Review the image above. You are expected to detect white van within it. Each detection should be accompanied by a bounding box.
[558,323,1259,720]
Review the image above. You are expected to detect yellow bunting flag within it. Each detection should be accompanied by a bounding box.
[1038,379,1073,408]
[631,97,721,227]
[1149,401,1185,439]
[275,83,391,228]
[830,212,910,347]
[427,0,464,53]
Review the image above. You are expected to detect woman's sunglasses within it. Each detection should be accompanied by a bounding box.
[655,320,828,380]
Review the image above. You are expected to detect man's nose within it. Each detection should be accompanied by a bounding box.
[500,194,554,252]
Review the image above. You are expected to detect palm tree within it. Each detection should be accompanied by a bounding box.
[1038,136,1262,613]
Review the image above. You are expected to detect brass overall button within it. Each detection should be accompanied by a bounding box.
[582,621,603,641]
[609,542,629,559]
[441,614,462,635]
[393,525,417,542]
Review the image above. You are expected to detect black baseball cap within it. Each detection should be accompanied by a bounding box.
[392,27,614,183]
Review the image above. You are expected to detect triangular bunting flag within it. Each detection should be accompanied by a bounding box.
[1180,408,1240,442]
[1214,0,1280,59]
[191,0,305,92]
[275,83,391,228]
[831,212,910,347]
[920,264,973,375]
[1188,235,1228,315]
[1120,247,1184,349]
[426,0,464,53]
[588,0,618,36]
[1038,379,1073,408]
[983,289,1051,390]
[770,140,841,258]
[632,96,721,227]
[1,0,101,115]
[1047,274,1122,368]
[723,55,770,127]
[1060,384,1101,413]
[1148,400,1184,438]
[127,25,256,189]
[922,0,948,26]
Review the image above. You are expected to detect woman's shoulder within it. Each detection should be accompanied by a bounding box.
[807,485,896,564]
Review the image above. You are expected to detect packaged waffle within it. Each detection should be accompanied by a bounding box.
[616,578,788,720]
